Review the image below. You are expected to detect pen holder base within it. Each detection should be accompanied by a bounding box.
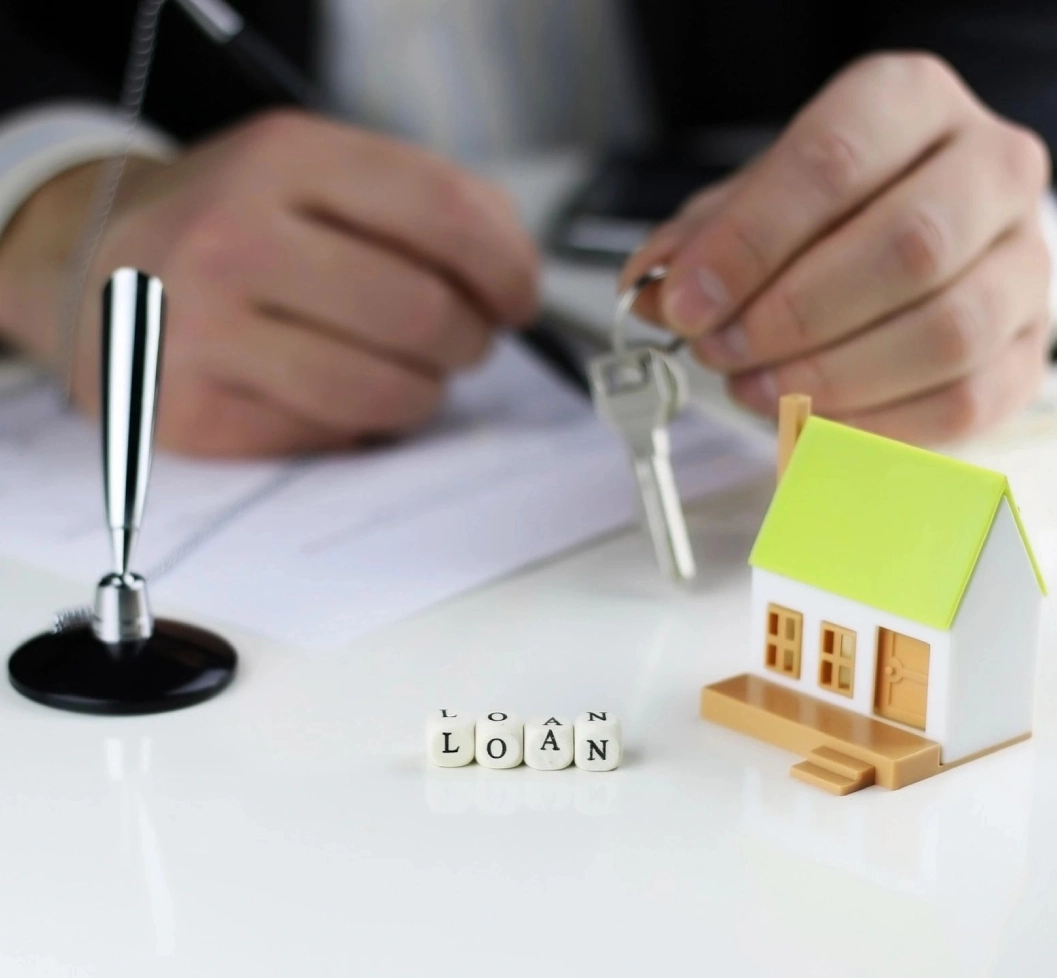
[8,619,237,715]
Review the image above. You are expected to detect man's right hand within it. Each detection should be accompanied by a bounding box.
[0,110,540,455]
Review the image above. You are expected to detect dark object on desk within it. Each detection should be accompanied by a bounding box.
[520,321,590,396]
[8,269,237,715]
[547,150,736,265]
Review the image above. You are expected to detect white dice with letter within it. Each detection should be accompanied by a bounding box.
[425,709,475,768]
[574,711,621,771]
[475,711,523,769]
[524,716,573,770]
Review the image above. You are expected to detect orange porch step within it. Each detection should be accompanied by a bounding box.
[790,747,875,795]
[790,761,860,795]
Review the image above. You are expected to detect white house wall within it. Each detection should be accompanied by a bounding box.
[946,499,1041,763]
[749,569,951,746]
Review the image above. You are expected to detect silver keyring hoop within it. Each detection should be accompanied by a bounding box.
[613,265,685,355]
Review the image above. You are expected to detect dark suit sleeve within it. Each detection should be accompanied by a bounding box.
[632,1,1057,169]
[0,1,315,142]
[863,3,1057,162]
[0,9,112,115]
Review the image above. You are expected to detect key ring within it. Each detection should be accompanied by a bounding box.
[613,265,686,356]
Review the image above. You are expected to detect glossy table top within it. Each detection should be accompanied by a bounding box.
[1,457,1055,977]
[0,155,1056,976]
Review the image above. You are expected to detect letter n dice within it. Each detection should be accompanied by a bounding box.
[574,712,622,771]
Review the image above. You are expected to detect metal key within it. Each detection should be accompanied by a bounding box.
[590,336,697,584]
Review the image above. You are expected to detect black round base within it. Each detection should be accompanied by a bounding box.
[8,620,237,715]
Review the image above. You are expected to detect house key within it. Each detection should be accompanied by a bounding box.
[589,266,697,583]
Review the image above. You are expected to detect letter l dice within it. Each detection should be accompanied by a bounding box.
[425,709,475,768]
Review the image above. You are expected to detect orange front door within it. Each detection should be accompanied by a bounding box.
[874,629,930,730]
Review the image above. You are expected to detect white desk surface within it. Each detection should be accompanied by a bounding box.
[1,156,1057,977]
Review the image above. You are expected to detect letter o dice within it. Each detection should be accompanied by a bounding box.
[524,716,573,770]
[574,711,622,772]
[475,712,523,769]
[425,709,475,768]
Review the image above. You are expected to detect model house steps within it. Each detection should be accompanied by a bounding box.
[790,747,876,795]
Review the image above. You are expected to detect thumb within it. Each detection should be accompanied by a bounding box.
[618,174,744,325]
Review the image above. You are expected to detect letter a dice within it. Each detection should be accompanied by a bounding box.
[475,712,523,769]
[425,709,475,768]
[524,716,573,770]
[574,712,621,771]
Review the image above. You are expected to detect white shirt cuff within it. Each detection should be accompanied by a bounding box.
[0,102,177,240]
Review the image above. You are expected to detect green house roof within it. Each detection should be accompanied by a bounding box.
[749,417,1046,630]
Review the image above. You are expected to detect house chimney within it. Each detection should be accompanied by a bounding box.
[777,394,812,481]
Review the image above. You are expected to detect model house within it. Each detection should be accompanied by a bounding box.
[702,395,1046,795]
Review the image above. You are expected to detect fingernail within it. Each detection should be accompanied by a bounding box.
[663,267,729,335]
[695,321,749,365]
[732,371,779,415]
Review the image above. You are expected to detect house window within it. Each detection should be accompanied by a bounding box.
[818,622,856,697]
[765,604,802,679]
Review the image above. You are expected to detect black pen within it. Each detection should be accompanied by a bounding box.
[174,0,323,109]
[173,0,591,396]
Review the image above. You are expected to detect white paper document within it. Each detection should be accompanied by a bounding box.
[0,341,771,648]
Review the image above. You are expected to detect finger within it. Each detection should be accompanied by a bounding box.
[210,310,445,436]
[251,213,493,373]
[158,380,345,458]
[729,224,1051,415]
[235,112,540,326]
[621,175,745,286]
[619,176,742,324]
[698,125,1050,370]
[659,53,985,337]
[832,321,1050,445]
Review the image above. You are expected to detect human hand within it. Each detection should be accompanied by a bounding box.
[622,54,1053,444]
[0,110,539,455]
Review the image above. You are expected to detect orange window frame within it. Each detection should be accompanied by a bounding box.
[818,622,856,697]
[764,604,803,679]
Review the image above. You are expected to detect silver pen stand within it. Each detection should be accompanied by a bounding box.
[7,269,238,715]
